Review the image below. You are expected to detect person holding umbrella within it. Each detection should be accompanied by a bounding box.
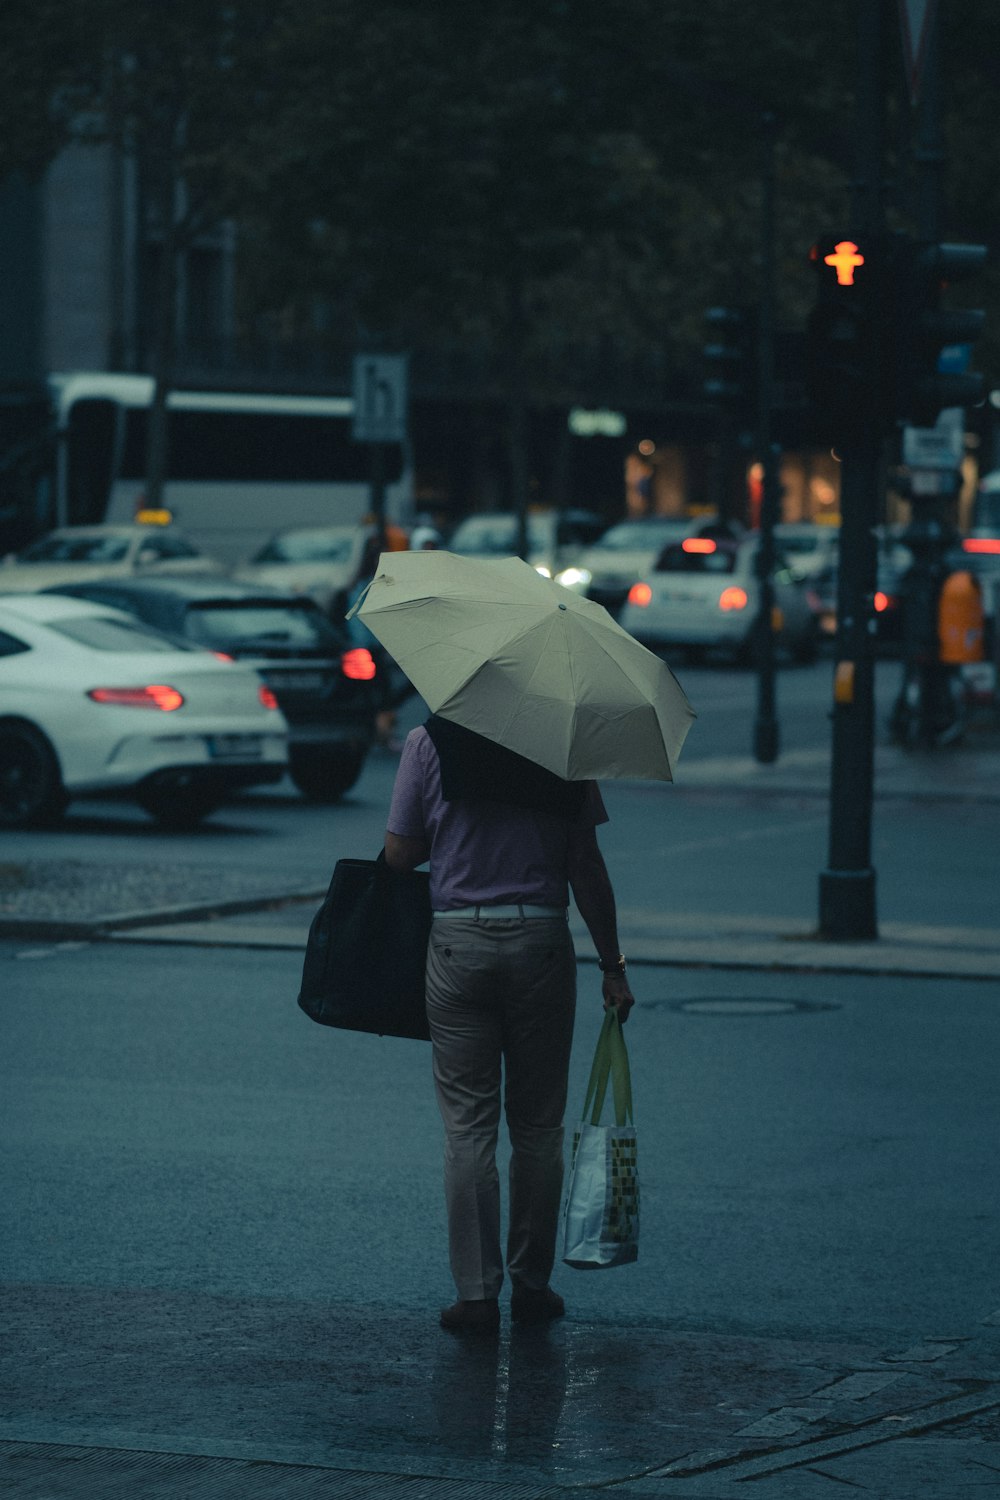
[352,550,695,1335]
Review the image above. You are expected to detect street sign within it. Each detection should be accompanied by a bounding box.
[351,354,408,443]
[902,406,964,471]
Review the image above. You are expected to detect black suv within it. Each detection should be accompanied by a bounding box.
[45,577,382,800]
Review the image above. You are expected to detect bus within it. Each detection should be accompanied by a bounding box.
[2,372,413,566]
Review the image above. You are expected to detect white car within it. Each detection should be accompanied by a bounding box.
[0,594,288,829]
[556,515,721,612]
[0,524,222,594]
[448,509,607,579]
[230,525,373,617]
[618,534,819,664]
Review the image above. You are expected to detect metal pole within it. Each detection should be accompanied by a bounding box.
[370,441,387,550]
[891,0,954,746]
[753,113,780,763]
[817,0,884,940]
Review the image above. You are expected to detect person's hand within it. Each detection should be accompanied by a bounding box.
[602,971,634,1023]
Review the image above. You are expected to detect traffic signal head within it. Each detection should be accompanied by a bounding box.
[805,234,890,442]
[703,306,755,416]
[893,240,987,425]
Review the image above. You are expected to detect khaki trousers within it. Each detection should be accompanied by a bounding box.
[425,915,577,1301]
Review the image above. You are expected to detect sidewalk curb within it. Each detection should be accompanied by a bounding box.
[6,892,999,981]
[0,889,326,944]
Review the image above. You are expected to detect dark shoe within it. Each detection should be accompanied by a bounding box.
[439,1298,500,1335]
[510,1286,565,1324]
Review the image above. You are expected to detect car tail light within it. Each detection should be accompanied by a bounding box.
[341,647,377,681]
[874,590,890,613]
[87,685,184,711]
[213,651,235,663]
[682,537,717,554]
[963,537,1000,554]
[258,685,280,710]
[718,586,748,611]
[627,582,652,607]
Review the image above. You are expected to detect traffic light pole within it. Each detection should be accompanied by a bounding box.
[889,1,957,747]
[819,429,881,938]
[817,0,883,941]
[753,113,780,764]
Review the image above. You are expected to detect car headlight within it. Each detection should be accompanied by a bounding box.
[534,564,553,579]
[555,567,592,589]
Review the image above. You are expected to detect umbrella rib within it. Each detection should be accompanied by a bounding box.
[569,610,695,716]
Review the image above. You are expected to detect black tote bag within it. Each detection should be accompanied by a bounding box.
[297,855,432,1040]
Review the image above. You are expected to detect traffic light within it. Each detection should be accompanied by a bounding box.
[805,234,891,442]
[891,239,987,426]
[703,306,756,419]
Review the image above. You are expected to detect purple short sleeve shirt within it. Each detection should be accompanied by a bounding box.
[387,726,608,911]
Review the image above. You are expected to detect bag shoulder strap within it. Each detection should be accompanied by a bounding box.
[581,1010,634,1126]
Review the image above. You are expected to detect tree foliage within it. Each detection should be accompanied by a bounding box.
[3,0,998,389]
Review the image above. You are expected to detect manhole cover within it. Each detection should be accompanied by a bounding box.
[655,997,839,1017]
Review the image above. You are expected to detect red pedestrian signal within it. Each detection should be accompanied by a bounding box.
[823,240,865,286]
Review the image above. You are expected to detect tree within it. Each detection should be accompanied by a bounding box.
[2,1,281,504]
[4,0,998,513]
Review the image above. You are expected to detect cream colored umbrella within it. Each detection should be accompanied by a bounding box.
[349,549,695,781]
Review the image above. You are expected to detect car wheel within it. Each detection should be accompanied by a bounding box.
[290,748,367,802]
[0,720,68,829]
[135,783,223,829]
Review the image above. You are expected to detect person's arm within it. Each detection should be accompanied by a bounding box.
[567,823,634,1022]
[384,831,430,872]
[384,731,431,872]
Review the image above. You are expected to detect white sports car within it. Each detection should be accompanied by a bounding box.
[0,594,288,828]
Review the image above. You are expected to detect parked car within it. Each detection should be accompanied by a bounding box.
[43,576,381,800]
[557,514,725,612]
[0,524,221,593]
[230,524,373,618]
[618,533,819,663]
[448,509,607,578]
[0,593,287,829]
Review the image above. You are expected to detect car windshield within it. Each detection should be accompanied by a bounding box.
[596,520,694,552]
[972,490,1000,530]
[48,615,183,652]
[655,541,740,575]
[18,535,131,563]
[254,531,359,564]
[450,515,551,556]
[183,601,342,650]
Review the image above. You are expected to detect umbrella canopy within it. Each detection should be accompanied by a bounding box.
[349,549,696,781]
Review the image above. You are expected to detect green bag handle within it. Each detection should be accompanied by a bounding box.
[581,1010,634,1126]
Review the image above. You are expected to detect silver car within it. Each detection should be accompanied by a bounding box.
[230,524,373,617]
[618,534,819,664]
[557,515,719,612]
[448,509,606,579]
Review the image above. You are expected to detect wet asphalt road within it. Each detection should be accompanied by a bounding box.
[4,654,1000,1495]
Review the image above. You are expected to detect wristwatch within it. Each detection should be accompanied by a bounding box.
[598,953,627,975]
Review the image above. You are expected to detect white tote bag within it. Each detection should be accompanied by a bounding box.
[562,1010,639,1270]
